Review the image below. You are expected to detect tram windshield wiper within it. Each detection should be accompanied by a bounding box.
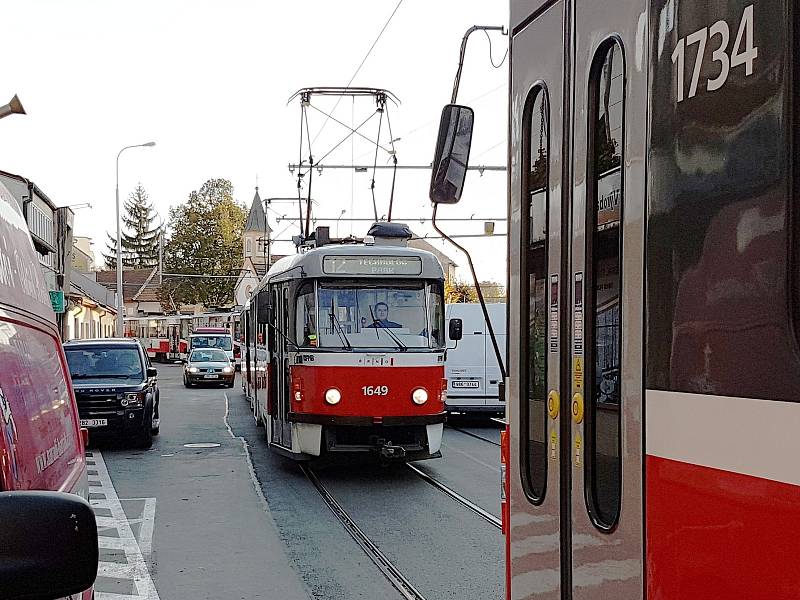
[368,305,407,351]
[329,300,352,350]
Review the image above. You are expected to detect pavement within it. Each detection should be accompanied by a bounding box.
[93,364,310,600]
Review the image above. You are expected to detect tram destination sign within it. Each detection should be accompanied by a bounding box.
[323,255,422,276]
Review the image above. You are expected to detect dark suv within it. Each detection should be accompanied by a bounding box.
[64,339,160,448]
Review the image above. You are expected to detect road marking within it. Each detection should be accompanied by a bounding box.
[87,451,160,600]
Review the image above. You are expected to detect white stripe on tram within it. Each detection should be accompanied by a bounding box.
[646,389,800,487]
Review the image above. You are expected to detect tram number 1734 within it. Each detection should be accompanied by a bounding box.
[362,385,389,396]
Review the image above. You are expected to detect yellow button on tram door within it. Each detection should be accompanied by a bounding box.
[571,392,584,424]
[547,390,559,419]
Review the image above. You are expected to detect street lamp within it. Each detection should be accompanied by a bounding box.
[115,142,155,336]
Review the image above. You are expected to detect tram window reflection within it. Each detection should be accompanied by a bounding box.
[586,40,624,529]
[521,84,549,504]
[296,282,317,347]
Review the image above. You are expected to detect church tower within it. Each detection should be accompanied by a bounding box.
[235,187,272,307]
[243,187,271,265]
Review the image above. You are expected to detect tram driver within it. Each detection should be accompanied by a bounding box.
[367,302,403,328]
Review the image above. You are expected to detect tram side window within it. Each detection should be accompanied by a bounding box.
[521,84,549,504]
[586,41,624,530]
[295,282,317,347]
[428,283,445,348]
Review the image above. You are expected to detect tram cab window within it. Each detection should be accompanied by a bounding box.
[521,84,549,504]
[295,282,317,347]
[586,41,624,530]
[317,282,434,349]
[427,284,445,348]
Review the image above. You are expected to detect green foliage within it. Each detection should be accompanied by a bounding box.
[104,184,161,269]
[160,179,246,310]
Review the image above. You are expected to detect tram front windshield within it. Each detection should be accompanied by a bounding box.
[300,281,444,350]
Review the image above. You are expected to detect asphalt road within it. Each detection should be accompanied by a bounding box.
[93,364,504,600]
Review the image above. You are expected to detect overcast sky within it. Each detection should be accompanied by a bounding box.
[0,1,509,281]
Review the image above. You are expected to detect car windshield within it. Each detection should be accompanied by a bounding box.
[190,335,232,351]
[190,349,229,363]
[65,347,144,380]
[313,282,444,350]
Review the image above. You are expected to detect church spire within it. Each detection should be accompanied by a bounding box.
[244,187,270,234]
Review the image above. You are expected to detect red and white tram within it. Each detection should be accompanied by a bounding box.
[241,223,454,461]
[431,0,800,597]
[125,311,241,363]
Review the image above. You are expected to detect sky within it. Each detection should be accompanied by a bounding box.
[0,1,509,282]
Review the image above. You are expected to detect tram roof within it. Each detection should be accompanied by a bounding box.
[258,242,445,287]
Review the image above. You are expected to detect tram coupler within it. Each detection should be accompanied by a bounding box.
[379,442,406,460]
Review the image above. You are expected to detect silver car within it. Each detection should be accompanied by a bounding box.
[183,348,235,388]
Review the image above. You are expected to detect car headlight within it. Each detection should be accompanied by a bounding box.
[188,367,199,373]
[412,388,428,405]
[222,366,233,373]
[325,388,341,405]
[123,392,143,408]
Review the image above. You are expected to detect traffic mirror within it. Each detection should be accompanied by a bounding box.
[429,104,474,204]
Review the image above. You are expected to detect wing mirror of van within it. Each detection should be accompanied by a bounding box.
[0,491,98,600]
[429,104,474,205]
[448,318,463,341]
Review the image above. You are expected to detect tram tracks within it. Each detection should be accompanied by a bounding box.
[300,464,429,600]
[405,463,502,530]
[446,424,501,447]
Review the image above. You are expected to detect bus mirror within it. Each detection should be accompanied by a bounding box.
[257,295,271,324]
[429,104,474,205]
[448,318,463,341]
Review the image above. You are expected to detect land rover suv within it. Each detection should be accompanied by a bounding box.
[64,339,160,448]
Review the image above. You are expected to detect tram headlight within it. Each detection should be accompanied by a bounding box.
[412,388,428,405]
[325,388,341,405]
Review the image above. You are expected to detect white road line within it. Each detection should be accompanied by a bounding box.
[89,452,160,600]
[224,391,271,511]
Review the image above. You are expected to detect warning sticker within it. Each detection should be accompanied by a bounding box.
[549,429,558,460]
[573,357,583,390]
[574,432,582,467]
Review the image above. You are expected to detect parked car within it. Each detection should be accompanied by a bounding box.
[64,339,160,448]
[444,302,507,415]
[184,347,236,388]
[0,181,98,598]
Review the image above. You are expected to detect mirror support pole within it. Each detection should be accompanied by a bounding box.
[432,204,506,379]
[451,25,507,104]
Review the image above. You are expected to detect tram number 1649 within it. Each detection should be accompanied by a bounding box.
[362,385,389,396]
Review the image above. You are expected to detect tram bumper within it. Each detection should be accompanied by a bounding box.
[289,412,445,460]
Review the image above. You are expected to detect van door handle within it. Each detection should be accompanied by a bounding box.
[474,331,483,335]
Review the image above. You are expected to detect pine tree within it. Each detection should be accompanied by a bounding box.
[104,185,162,269]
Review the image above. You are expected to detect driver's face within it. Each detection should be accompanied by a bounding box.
[375,305,388,320]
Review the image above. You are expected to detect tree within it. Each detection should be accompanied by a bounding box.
[104,184,161,269]
[160,179,247,310]
[479,280,506,303]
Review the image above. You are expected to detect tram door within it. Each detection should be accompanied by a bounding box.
[270,284,293,449]
[509,1,645,598]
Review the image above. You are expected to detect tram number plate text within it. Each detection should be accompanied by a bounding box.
[362,385,389,396]
[671,4,757,103]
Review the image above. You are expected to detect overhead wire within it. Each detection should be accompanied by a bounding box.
[310,0,405,146]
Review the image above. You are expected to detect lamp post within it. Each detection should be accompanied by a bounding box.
[116,142,155,336]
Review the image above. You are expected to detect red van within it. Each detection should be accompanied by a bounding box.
[0,181,97,598]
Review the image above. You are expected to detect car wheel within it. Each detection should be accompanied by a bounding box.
[137,411,154,449]
[151,404,160,436]
[184,376,191,388]
[227,381,235,388]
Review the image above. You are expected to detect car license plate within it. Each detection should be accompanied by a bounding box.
[204,374,219,379]
[452,380,480,389]
[80,419,107,427]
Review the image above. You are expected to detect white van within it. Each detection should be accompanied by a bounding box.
[444,302,506,415]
